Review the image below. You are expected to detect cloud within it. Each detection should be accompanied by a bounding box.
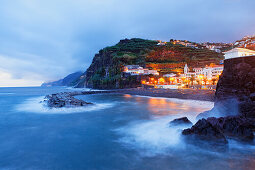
[0,0,254,86]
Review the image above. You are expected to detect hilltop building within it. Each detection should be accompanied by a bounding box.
[224,48,255,60]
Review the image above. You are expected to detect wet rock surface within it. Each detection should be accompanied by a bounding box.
[44,91,116,108]
[182,118,228,144]
[45,92,92,108]
[207,116,255,141]
[182,116,255,143]
[169,117,193,126]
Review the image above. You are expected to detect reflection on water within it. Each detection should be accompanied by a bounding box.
[123,94,132,98]
[124,94,213,117]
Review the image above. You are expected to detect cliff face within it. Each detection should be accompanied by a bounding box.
[215,56,255,118]
[75,38,223,89]
[75,38,156,89]
[199,56,255,118]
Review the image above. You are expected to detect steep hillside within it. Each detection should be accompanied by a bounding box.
[75,38,158,89]
[75,38,223,89]
[145,43,223,74]
[41,71,83,87]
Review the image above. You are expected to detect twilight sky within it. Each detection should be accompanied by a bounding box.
[0,0,255,87]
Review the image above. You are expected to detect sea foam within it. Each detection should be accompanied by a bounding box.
[115,116,191,156]
[115,97,215,156]
[16,96,113,114]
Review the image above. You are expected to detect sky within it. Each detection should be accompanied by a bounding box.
[0,0,255,87]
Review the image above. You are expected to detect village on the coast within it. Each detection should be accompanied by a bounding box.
[122,37,255,90]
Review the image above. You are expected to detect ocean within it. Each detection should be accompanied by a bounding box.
[0,87,255,170]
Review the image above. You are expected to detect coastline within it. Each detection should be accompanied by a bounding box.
[43,87,215,109]
[113,88,215,102]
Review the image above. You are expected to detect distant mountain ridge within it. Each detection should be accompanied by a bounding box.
[41,71,83,87]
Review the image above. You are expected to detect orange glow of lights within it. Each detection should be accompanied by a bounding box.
[159,78,165,83]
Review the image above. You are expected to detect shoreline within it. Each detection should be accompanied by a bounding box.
[45,88,215,108]
[113,88,215,102]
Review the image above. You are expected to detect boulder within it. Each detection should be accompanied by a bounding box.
[182,119,227,144]
[207,116,255,141]
[169,117,192,126]
[183,116,255,144]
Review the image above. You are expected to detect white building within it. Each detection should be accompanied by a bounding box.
[123,65,159,76]
[183,64,223,79]
[224,48,255,60]
[163,73,176,77]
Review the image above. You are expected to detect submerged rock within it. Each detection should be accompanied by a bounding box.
[182,119,227,144]
[169,117,193,126]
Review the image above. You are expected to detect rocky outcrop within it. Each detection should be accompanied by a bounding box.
[45,92,92,108]
[182,118,227,144]
[188,56,255,144]
[169,117,193,126]
[44,91,116,108]
[206,116,255,141]
[182,116,255,143]
[75,38,157,89]
[198,56,255,119]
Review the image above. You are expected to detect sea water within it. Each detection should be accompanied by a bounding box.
[0,87,255,170]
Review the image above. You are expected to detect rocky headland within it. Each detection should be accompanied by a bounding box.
[181,56,255,144]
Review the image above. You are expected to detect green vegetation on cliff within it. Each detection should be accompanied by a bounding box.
[75,38,224,89]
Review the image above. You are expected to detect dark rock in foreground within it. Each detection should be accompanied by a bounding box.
[182,118,228,144]
[182,116,255,144]
[169,117,193,126]
[207,116,255,141]
[44,92,92,108]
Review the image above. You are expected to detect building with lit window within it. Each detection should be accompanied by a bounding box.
[183,64,223,80]
[123,65,159,76]
[224,48,255,60]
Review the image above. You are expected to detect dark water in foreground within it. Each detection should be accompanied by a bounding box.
[0,87,255,170]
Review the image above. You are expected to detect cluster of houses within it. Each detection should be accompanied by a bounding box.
[182,64,223,80]
[122,46,255,89]
[234,35,255,48]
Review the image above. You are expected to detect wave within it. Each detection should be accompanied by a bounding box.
[115,116,189,156]
[114,95,214,156]
[15,96,114,114]
[0,92,15,95]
